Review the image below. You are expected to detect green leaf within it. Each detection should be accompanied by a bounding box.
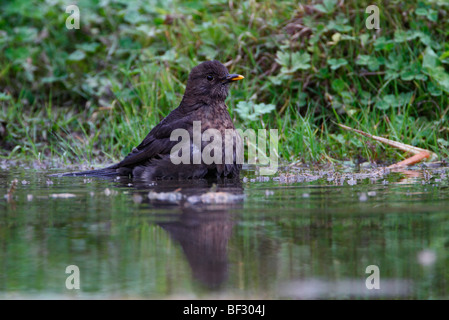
[0,92,12,101]
[438,138,449,147]
[428,82,442,96]
[318,67,330,79]
[360,34,370,47]
[356,55,371,65]
[124,10,148,24]
[199,46,218,60]
[415,8,438,21]
[423,47,449,94]
[254,102,276,115]
[440,51,449,60]
[331,133,346,144]
[400,70,417,81]
[75,42,100,53]
[393,30,422,44]
[327,20,353,32]
[276,51,311,74]
[268,75,284,86]
[383,94,398,107]
[290,52,311,71]
[136,25,158,37]
[159,49,177,62]
[356,55,381,71]
[397,92,413,106]
[331,99,343,110]
[13,27,38,43]
[324,0,338,11]
[394,30,409,43]
[314,0,337,13]
[235,101,276,122]
[423,47,439,69]
[385,70,399,81]
[417,32,437,48]
[327,58,348,70]
[275,51,289,68]
[375,99,390,110]
[426,67,449,94]
[414,74,428,81]
[399,62,426,81]
[374,37,394,51]
[428,9,438,22]
[331,79,346,93]
[5,47,30,63]
[385,53,403,71]
[313,4,327,13]
[360,91,372,105]
[415,8,428,16]
[67,50,86,61]
[298,92,308,107]
[376,92,413,110]
[340,34,356,41]
[41,75,68,83]
[340,91,354,104]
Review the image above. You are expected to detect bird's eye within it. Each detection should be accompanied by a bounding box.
[206,75,214,81]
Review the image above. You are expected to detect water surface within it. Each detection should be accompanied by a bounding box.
[1,164,449,299]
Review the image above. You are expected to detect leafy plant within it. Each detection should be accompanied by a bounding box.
[0,0,448,163]
[314,0,338,14]
[235,101,276,122]
[328,58,348,70]
[276,51,311,74]
[422,47,449,94]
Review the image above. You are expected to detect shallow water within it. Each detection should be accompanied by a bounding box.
[1,165,449,299]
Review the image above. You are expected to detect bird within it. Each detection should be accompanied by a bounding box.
[55,60,244,181]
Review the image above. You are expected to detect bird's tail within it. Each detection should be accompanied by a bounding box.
[49,165,119,178]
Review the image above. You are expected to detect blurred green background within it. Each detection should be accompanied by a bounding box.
[0,0,448,165]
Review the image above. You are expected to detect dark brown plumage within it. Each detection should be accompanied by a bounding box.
[58,60,244,181]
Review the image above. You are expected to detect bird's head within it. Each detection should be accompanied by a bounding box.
[183,60,244,105]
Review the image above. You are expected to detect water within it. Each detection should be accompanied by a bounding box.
[1,165,449,299]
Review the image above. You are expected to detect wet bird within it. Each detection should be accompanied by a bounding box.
[56,60,244,180]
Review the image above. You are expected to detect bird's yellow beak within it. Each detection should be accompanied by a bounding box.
[227,74,245,81]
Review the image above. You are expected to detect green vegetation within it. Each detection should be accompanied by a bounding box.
[1,0,448,165]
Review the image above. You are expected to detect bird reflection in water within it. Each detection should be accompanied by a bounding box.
[128,178,244,290]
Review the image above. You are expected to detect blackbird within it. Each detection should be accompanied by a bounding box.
[57,60,244,180]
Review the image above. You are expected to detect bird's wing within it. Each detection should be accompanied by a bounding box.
[118,111,193,168]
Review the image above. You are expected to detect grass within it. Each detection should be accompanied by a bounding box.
[0,0,449,166]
